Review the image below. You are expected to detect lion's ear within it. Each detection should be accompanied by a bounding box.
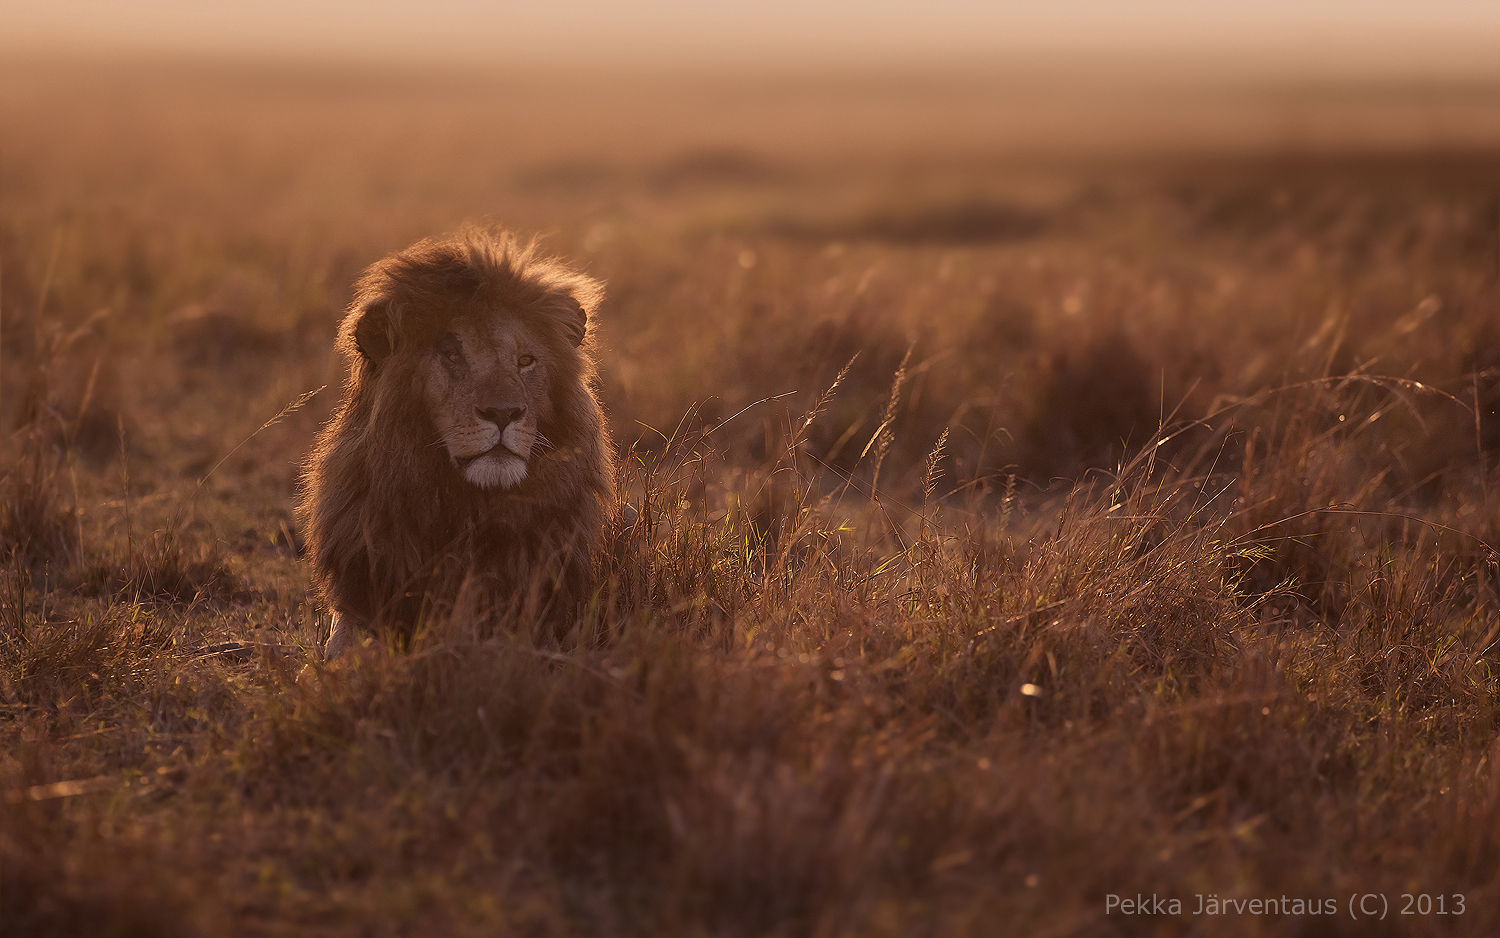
[351,301,395,364]
[560,295,588,347]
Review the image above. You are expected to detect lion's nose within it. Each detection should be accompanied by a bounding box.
[477,403,527,427]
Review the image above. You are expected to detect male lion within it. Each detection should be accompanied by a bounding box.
[299,227,615,660]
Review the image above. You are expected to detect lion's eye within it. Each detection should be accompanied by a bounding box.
[436,334,462,363]
[518,354,536,368]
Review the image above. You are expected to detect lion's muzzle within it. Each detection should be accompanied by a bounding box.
[451,409,535,490]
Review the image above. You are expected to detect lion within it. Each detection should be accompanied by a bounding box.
[299,227,615,660]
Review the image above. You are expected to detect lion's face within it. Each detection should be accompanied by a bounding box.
[420,314,553,490]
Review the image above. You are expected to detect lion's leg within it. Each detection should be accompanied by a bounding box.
[323,611,355,661]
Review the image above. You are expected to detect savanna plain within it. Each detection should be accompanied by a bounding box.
[4,55,1500,937]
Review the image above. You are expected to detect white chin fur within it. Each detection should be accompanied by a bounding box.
[464,452,528,489]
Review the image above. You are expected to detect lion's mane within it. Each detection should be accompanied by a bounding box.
[299,227,614,649]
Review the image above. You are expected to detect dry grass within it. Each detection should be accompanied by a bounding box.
[3,56,1500,936]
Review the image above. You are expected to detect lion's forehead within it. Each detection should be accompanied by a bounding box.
[454,314,538,359]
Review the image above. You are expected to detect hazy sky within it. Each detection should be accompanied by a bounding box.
[10,0,1500,74]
